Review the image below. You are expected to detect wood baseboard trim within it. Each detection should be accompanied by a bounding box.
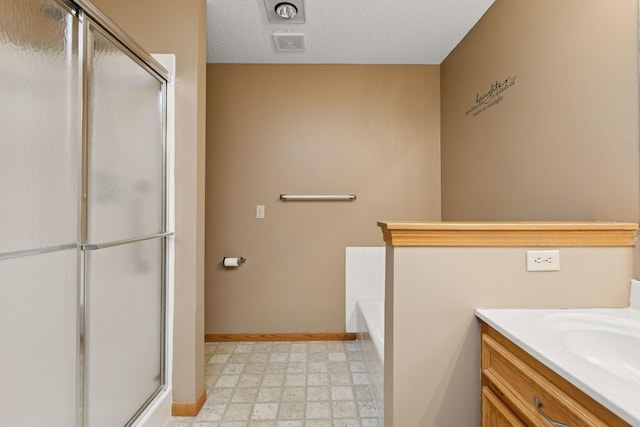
[171,388,206,417]
[205,332,357,342]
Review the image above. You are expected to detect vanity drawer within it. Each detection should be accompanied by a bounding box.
[482,386,526,427]
[481,325,629,427]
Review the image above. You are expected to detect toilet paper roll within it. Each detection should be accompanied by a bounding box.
[223,257,240,267]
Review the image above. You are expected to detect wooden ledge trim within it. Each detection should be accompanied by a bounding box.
[205,332,357,342]
[171,388,206,417]
[377,221,638,247]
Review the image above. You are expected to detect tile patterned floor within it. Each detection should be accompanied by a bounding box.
[167,341,380,427]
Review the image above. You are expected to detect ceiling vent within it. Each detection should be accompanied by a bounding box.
[265,0,305,23]
[272,34,305,52]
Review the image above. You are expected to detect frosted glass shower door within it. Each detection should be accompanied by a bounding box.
[0,1,80,426]
[85,239,164,426]
[84,21,167,427]
[0,0,81,254]
[86,25,164,244]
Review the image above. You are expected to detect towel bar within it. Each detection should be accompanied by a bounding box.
[279,194,356,201]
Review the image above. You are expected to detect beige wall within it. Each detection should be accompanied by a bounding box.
[90,0,207,403]
[206,64,441,333]
[385,245,634,426]
[441,0,639,222]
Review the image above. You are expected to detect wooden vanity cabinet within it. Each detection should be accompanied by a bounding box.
[480,322,630,427]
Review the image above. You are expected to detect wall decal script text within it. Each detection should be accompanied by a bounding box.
[465,75,517,117]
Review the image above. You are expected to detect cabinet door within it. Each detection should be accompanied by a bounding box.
[482,387,526,427]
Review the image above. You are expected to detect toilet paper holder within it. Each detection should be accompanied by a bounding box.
[222,256,247,267]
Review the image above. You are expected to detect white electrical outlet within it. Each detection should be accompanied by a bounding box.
[526,250,560,271]
[256,204,265,219]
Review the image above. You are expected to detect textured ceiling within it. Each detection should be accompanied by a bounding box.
[206,0,495,64]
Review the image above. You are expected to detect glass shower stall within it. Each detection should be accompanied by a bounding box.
[0,0,172,425]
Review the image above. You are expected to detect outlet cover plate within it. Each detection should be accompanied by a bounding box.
[526,250,560,271]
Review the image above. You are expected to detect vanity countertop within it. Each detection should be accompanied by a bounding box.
[476,281,640,425]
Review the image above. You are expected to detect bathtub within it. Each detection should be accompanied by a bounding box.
[356,299,384,423]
